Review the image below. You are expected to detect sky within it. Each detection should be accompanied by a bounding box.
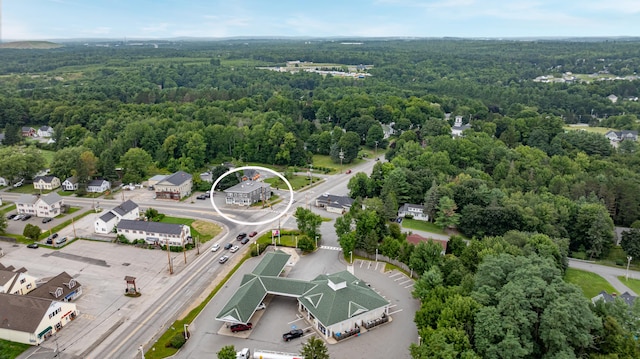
[2,0,639,41]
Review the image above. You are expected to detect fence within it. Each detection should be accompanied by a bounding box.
[353,249,418,279]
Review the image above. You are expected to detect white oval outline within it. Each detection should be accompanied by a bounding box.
[209,166,294,226]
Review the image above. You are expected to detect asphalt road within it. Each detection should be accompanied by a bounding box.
[568,258,640,296]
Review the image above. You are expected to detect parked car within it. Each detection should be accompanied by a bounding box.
[249,231,258,237]
[13,179,24,187]
[282,329,304,341]
[218,255,229,264]
[42,217,53,223]
[196,194,207,200]
[27,243,39,249]
[236,233,247,241]
[13,214,24,221]
[240,237,249,245]
[21,214,32,221]
[7,214,17,220]
[55,237,67,245]
[224,243,233,250]
[230,323,252,332]
[211,244,220,252]
[346,169,352,174]
[46,237,53,244]
[230,246,240,253]
[51,233,59,239]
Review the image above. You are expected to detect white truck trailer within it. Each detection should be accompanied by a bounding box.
[236,348,304,359]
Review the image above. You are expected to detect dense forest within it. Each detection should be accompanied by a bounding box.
[2,38,640,358]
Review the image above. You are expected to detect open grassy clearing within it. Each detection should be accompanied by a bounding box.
[617,276,640,295]
[564,268,616,298]
[563,125,616,134]
[264,175,322,190]
[190,220,222,242]
[0,339,30,358]
[401,218,446,235]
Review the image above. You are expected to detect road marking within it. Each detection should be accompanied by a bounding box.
[388,304,397,309]
[394,276,405,282]
[359,261,364,268]
[389,309,403,315]
[319,245,341,251]
[389,272,402,278]
[399,279,412,285]
[405,284,414,289]
[288,317,304,325]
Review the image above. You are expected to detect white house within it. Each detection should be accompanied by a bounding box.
[61,177,79,191]
[0,177,7,187]
[86,179,110,193]
[224,181,272,206]
[451,115,471,138]
[116,219,191,246]
[315,193,354,214]
[0,293,79,345]
[94,200,140,234]
[398,203,429,221]
[37,126,54,138]
[0,264,38,296]
[16,193,64,218]
[32,176,61,191]
[607,94,619,103]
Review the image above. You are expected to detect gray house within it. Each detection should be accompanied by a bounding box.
[224,181,271,206]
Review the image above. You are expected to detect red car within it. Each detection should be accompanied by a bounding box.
[249,231,258,237]
[345,169,352,174]
[230,323,252,332]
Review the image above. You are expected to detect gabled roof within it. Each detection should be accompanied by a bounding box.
[118,219,184,235]
[111,200,138,217]
[87,179,108,187]
[399,203,424,212]
[0,293,54,332]
[33,175,58,183]
[316,194,354,208]
[157,171,192,186]
[592,290,637,307]
[405,234,448,252]
[39,192,63,206]
[63,176,78,184]
[16,194,38,205]
[98,211,116,223]
[0,270,16,287]
[27,272,81,301]
[149,174,168,182]
[39,126,53,132]
[251,250,290,277]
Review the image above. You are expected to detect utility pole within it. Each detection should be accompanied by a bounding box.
[626,256,633,280]
[71,215,77,238]
[339,148,344,174]
[374,140,378,155]
[196,235,199,255]
[182,229,187,264]
[166,238,173,274]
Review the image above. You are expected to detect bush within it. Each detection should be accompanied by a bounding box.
[298,235,316,253]
[117,234,130,244]
[616,258,625,266]
[168,332,186,349]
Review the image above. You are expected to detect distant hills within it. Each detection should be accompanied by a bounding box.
[0,41,62,49]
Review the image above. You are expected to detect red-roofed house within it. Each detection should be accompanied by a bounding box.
[406,233,448,254]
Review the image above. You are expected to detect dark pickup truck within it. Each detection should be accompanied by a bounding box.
[282,329,304,341]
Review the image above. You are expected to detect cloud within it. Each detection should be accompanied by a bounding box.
[141,23,170,34]
[583,0,640,14]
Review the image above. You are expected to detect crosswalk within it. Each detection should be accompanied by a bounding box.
[319,245,342,251]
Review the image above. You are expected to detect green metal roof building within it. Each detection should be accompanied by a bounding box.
[216,250,390,340]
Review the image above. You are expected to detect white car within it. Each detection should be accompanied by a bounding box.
[219,256,229,264]
[211,244,220,252]
[230,246,240,253]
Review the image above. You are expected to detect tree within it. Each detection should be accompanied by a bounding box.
[217,345,236,359]
[409,240,444,275]
[121,148,153,184]
[0,214,7,234]
[210,165,240,190]
[434,196,460,230]
[295,207,322,240]
[621,228,640,259]
[446,235,466,257]
[23,224,41,241]
[51,146,85,180]
[3,124,21,145]
[300,336,330,359]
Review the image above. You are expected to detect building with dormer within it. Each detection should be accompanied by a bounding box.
[27,272,83,302]
[94,200,139,234]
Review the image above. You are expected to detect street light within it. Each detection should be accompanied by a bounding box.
[315,236,318,249]
[139,345,145,359]
[626,256,633,280]
[349,251,353,264]
[184,324,189,340]
[339,148,344,174]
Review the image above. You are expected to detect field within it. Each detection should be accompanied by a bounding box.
[563,125,616,134]
[564,268,616,298]
[617,277,640,295]
[264,175,322,191]
[160,217,221,241]
[0,339,30,358]
[401,218,446,235]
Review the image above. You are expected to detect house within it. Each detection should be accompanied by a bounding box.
[86,179,110,193]
[94,200,140,234]
[116,219,191,246]
[607,94,619,103]
[315,193,354,214]
[27,272,83,302]
[605,130,638,143]
[216,251,390,340]
[37,126,54,138]
[398,203,428,221]
[0,264,37,295]
[32,175,61,191]
[61,177,79,191]
[16,192,64,218]
[21,127,37,137]
[451,115,471,137]
[154,171,192,200]
[406,233,448,254]
[0,177,7,187]
[591,290,637,307]
[0,292,79,345]
[224,181,272,206]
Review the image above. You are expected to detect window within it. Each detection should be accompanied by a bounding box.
[20,278,26,284]
[27,283,32,289]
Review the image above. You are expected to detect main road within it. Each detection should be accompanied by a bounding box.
[4,158,380,359]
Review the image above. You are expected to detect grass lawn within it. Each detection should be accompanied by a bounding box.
[0,204,16,215]
[563,125,616,135]
[564,268,616,298]
[617,276,640,295]
[0,339,30,358]
[255,230,300,248]
[264,175,322,191]
[40,149,56,166]
[57,190,76,196]
[401,218,446,235]
[6,184,54,194]
[311,155,339,174]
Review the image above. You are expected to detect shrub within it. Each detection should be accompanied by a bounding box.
[168,332,186,349]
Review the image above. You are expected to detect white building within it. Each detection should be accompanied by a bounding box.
[116,219,191,246]
[61,177,79,191]
[0,177,7,187]
[451,115,471,137]
[94,200,140,234]
[154,171,193,200]
[32,176,61,191]
[398,203,429,221]
[16,193,64,218]
[37,126,54,138]
[0,264,38,295]
[0,293,79,345]
[86,179,110,193]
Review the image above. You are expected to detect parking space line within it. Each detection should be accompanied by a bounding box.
[359,260,364,268]
[394,276,404,282]
[389,272,402,278]
[288,317,304,325]
[405,284,414,289]
[388,304,397,309]
[399,279,412,285]
[389,309,403,315]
